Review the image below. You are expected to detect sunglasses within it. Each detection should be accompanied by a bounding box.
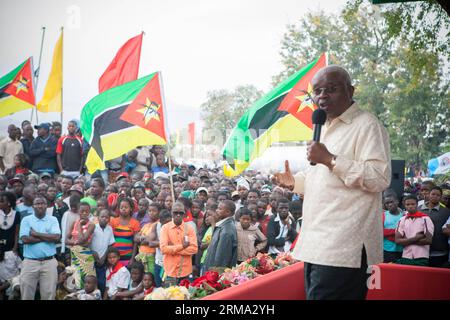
[172,211,185,216]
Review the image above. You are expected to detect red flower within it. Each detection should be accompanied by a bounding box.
[220,280,232,288]
[205,271,219,283]
[192,275,207,288]
[206,280,222,290]
[179,279,191,288]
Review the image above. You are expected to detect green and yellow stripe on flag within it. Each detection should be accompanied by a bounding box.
[80,71,167,174]
[222,53,327,177]
[0,58,36,118]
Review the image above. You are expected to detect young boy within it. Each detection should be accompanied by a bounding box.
[395,195,434,266]
[236,208,267,264]
[64,275,101,300]
[90,209,115,295]
[383,194,405,263]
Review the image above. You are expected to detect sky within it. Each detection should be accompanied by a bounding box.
[0,0,346,136]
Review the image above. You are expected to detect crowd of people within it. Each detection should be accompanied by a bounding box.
[0,119,449,300]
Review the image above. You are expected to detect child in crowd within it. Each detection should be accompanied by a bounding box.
[134,203,159,275]
[64,275,101,300]
[61,194,81,254]
[236,208,268,264]
[113,262,144,300]
[198,208,217,276]
[395,195,434,266]
[124,150,138,174]
[55,263,76,300]
[133,272,155,300]
[90,209,115,296]
[110,197,141,266]
[104,247,130,300]
[0,243,22,300]
[66,201,96,290]
[5,154,30,180]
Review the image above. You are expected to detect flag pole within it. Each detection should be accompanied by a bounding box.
[60,27,64,126]
[32,26,46,125]
[158,71,176,202]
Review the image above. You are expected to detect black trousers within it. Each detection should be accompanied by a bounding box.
[383,250,402,263]
[304,248,369,300]
[429,255,448,268]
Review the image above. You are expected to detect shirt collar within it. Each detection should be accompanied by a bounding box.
[32,213,48,221]
[216,216,233,227]
[423,202,440,211]
[326,102,360,126]
[170,221,185,229]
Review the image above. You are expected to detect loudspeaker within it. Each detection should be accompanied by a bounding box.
[389,160,405,199]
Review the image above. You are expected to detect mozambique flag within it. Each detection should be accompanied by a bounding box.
[0,58,36,118]
[80,71,167,174]
[223,53,327,177]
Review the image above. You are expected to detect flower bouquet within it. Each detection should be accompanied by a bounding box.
[144,286,190,300]
[274,252,296,268]
[244,253,275,275]
[219,268,252,286]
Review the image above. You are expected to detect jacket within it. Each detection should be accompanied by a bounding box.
[236,222,268,262]
[204,216,237,271]
[29,135,58,172]
[267,214,298,249]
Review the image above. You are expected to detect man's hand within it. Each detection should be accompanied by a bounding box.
[30,228,39,238]
[307,141,334,168]
[414,232,425,240]
[272,160,295,191]
[182,238,190,249]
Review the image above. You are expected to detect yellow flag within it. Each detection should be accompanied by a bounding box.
[37,30,62,112]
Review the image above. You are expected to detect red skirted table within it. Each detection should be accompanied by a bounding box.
[203,262,450,300]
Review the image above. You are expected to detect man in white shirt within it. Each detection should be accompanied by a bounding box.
[0,125,23,173]
[274,65,391,300]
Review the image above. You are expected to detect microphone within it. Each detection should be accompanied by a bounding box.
[310,108,327,166]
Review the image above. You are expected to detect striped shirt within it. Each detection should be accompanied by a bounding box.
[110,217,140,266]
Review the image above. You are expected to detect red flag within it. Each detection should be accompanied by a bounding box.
[119,72,167,141]
[4,58,36,106]
[188,122,195,145]
[99,33,143,93]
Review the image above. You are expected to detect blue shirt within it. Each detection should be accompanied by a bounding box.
[152,166,169,174]
[19,214,61,259]
[16,203,35,220]
[383,210,405,253]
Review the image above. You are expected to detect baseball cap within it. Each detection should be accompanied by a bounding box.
[115,172,129,182]
[261,184,272,193]
[34,122,51,130]
[8,177,24,185]
[154,172,169,180]
[39,172,52,179]
[133,182,145,190]
[69,184,84,195]
[231,191,239,198]
[196,187,208,195]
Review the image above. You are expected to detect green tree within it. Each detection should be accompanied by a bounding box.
[200,85,263,139]
[273,0,449,168]
[383,0,449,55]
[384,45,450,167]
